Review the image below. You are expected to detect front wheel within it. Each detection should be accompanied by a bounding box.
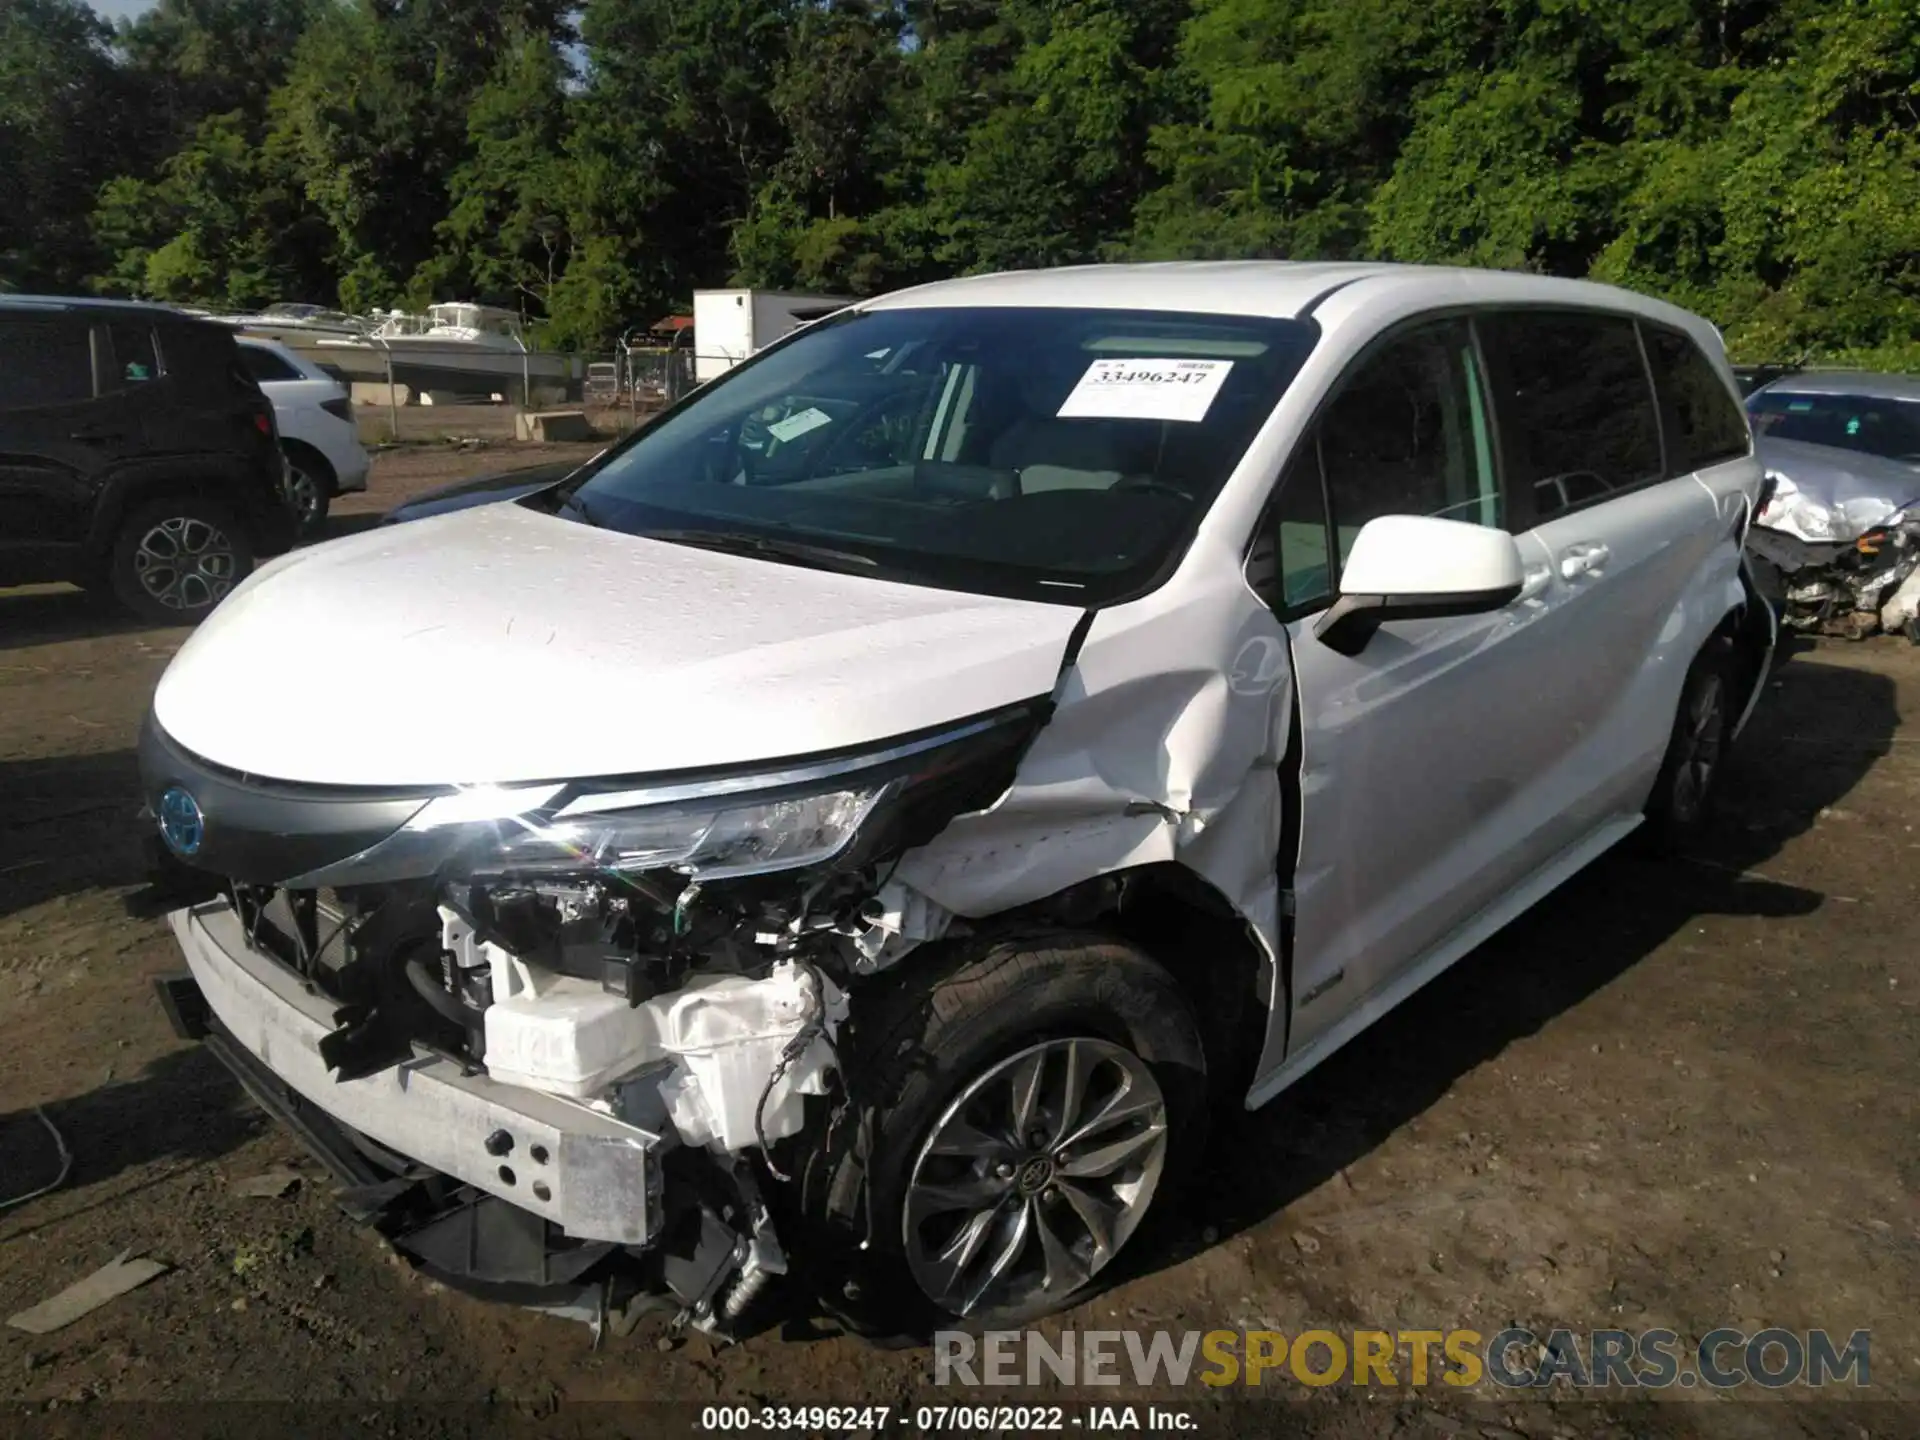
[792,931,1207,1336]
[108,495,254,624]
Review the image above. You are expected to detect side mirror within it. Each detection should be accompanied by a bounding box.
[1313,514,1525,657]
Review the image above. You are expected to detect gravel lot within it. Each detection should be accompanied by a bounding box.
[1,446,1914,1437]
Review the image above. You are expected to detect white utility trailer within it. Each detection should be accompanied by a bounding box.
[691,290,852,383]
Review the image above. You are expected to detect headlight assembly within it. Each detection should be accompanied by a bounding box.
[450,785,888,881]
[279,701,1048,892]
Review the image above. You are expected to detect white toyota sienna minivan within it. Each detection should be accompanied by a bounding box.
[141,263,1774,1337]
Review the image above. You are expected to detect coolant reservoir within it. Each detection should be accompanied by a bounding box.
[443,902,667,1099]
[475,931,844,1148]
[483,975,666,1099]
[653,964,843,1151]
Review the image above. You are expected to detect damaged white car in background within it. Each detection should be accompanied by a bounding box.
[140,262,1772,1340]
[1746,436,1920,642]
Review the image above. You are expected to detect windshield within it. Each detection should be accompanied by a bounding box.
[553,306,1319,603]
[1749,390,1920,466]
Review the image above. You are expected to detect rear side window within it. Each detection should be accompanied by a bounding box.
[107,321,161,389]
[1486,311,1664,520]
[238,344,302,383]
[0,318,94,409]
[1644,327,1749,471]
[1750,391,1920,464]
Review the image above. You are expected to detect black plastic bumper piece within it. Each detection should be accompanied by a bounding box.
[154,972,211,1042]
[392,1195,614,1302]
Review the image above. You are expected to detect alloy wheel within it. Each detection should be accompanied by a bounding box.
[1669,671,1727,823]
[286,463,322,531]
[903,1036,1169,1318]
[133,515,239,613]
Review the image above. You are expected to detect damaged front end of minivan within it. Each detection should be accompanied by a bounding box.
[138,700,1050,1336]
[1747,438,1920,642]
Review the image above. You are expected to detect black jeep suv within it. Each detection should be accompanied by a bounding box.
[0,297,297,623]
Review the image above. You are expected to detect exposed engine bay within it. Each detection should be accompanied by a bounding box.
[234,870,880,1146]
[1747,514,1920,641]
[139,702,1068,1336]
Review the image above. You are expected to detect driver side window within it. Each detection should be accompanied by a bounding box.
[1254,318,1500,614]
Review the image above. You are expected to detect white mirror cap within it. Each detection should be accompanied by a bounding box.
[1340,514,1525,598]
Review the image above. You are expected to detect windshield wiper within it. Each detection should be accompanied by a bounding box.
[636,527,878,571]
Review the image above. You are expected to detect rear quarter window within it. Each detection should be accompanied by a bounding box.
[159,322,257,398]
[238,344,303,383]
[1644,326,1750,472]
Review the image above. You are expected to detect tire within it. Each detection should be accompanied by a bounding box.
[109,495,255,625]
[1641,637,1734,852]
[1743,553,1786,620]
[790,930,1207,1337]
[283,447,334,537]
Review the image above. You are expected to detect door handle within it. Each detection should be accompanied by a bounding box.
[1518,563,1553,602]
[1558,541,1610,579]
[68,427,127,443]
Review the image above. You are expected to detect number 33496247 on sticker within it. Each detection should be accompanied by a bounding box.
[1057,357,1234,422]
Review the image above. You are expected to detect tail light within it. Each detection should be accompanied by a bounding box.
[253,410,274,437]
[321,397,353,423]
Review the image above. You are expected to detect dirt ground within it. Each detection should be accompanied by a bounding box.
[1,447,1915,1437]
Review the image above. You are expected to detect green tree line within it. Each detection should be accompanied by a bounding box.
[4,0,1916,363]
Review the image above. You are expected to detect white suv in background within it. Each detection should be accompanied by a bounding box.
[144,264,1772,1337]
[236,337,369,535]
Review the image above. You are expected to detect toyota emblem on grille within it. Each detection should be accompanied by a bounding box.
[158,786,204,856]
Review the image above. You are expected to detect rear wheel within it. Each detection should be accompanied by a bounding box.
[1641,638,1734,851]
[282,446,334,536]
[109,495,254,624]
[791,931,1206,1336]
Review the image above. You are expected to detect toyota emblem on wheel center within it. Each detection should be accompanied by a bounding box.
[158,786,204,856]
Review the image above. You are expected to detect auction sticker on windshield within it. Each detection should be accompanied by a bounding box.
[767,406,833,443]
[1057,358,1233,423]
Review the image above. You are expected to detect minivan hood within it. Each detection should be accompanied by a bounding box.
[153,503,1080,786]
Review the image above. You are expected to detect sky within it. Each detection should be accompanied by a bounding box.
[89,2,154,19]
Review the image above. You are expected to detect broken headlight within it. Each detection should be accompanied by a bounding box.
[446,785,888,881]
[282,702,1046,891]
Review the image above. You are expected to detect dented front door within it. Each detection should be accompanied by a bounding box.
[1252,317,1567,1078]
